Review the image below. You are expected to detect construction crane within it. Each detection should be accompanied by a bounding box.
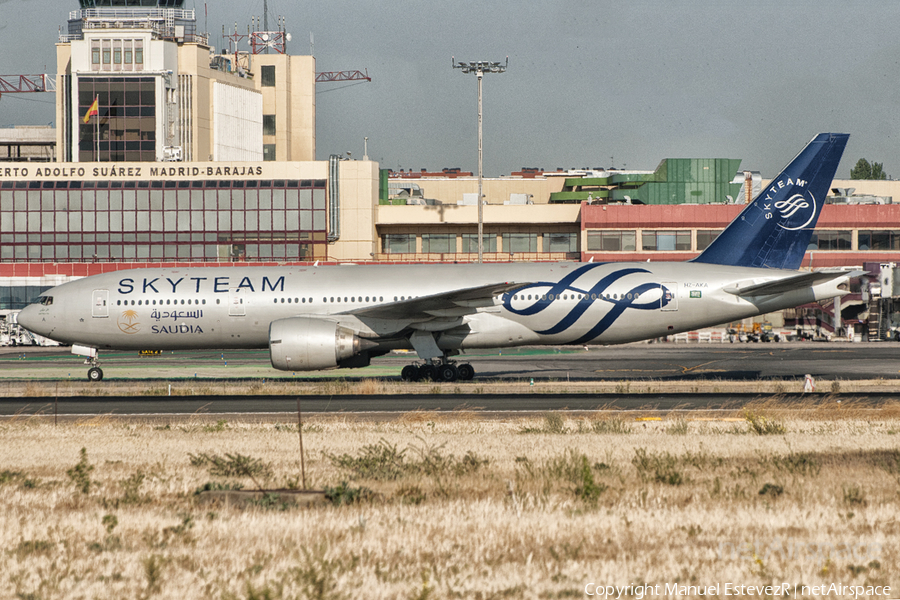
[315,70,371,83]
[0,75,55,100]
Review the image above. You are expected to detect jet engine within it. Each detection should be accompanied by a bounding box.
[269,317,374,371]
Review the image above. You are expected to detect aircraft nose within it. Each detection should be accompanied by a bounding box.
[16,305,42,334]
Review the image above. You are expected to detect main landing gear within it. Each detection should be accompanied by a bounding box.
[401,360,475,382]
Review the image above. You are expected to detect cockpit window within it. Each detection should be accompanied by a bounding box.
[38,296,53,306]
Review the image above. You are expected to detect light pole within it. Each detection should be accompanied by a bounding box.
[452,57,507,263]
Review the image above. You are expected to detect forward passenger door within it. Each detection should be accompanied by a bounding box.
[92,290,109,318]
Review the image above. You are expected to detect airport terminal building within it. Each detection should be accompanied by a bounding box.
[4,0,900,340]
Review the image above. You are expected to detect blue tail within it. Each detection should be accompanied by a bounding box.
[692,133,849,270]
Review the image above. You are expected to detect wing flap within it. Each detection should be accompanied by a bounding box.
[725,269,864,297]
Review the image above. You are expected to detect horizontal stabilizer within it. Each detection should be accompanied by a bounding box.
[724,269,864,297]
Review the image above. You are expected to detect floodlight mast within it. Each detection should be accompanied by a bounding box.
[452,57,508,263]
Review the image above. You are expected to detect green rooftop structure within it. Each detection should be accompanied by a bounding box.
[549,158,743,205]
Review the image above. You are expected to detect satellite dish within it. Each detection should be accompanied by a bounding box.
[285,32,292,41]
[261,33,269,41]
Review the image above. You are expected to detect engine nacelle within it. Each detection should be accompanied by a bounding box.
[269,317,368,371]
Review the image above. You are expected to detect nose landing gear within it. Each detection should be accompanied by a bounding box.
[73,345,103,382]
[87,366,104,382]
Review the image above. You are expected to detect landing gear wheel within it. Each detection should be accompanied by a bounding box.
[87,367,104,382]
[438,363,459,382]
[457,363,475,381]
[401,365,420,382]
[418,364,437,382]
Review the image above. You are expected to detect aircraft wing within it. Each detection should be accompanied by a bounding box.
[344,281,526,320]
[724,269,865,297]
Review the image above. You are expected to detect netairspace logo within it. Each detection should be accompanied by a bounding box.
[583,582,893,599]
[584,537,891,599]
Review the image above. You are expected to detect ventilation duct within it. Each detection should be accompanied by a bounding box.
[328,154,341,243]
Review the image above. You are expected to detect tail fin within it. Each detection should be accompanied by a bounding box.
[692,133,849,270]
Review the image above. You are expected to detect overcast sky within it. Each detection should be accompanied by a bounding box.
[1,0,898,178]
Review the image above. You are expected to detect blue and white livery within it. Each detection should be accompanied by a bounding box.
[18,134,856,382]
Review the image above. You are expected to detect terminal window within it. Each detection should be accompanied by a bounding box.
[263,115,277,136]
[586,230,636,252]
[382,234,415,254]
[641,230,691,252]
[502,233,538,253]
[461,233,497,253]
[696,229,722,251]
[858,230,900,251]
[421,233,455,254]
[0,179,328,263]
[808,231,851,251]
[545,232,577,253]
[261,65,276,87]
[78,76,156,162]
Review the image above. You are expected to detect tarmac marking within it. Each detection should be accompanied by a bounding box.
[593,369,680,373]
[678,359,732,374]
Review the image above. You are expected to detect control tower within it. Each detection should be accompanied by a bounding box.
[56,0,315,163]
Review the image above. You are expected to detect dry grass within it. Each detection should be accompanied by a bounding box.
[1,407,899,599]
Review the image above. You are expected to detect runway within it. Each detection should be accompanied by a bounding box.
[2,341,899,382]
[0,391,894,418]
[1,342,899,417]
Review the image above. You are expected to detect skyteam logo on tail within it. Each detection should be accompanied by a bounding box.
[761,177,817,231]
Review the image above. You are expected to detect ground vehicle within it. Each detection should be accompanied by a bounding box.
[728,322,779,343]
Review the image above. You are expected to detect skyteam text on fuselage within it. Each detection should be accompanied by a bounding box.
[18,133,857,382]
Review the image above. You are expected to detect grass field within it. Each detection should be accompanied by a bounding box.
[2,399,899,599]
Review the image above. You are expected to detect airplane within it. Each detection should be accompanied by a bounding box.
[18,133,856,383]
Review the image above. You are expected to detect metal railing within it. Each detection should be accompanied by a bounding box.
[63,7,202,42]
[69,8,195,21]
[371,252,580,263]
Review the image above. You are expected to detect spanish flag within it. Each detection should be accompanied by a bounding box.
[83,96,99,124]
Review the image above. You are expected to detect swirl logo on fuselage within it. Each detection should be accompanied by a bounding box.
[502,264,670,344]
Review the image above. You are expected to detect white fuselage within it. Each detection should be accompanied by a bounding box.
[18,261,845,354]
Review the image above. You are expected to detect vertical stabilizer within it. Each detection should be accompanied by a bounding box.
[692,133,849,270]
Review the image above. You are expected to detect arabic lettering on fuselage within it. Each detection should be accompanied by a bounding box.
[150,309,204,322]
[502,264,670,344]
[118,276,285,295]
